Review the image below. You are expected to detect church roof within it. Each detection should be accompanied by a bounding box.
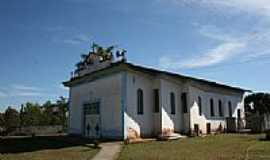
[63,61,251,92]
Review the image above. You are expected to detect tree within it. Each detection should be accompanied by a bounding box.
[4,107,20,133]
[21,102,42,126]
[56,96,68,128]
[245,93,270,115]
[0,112,4,127]
[39,97,68,126]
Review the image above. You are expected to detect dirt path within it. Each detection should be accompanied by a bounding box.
[91,142,122,160]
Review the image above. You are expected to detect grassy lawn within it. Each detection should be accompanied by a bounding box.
[0,136,99,160]
[118,134,270,160]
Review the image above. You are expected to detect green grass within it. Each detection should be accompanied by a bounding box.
[0,136,99,160]
[118,134,270,160]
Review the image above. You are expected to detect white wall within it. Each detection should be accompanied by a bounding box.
[160,78,186,133]
[69,73,122,139]
[69,67,246,138]
[125,72,158,137]
[188,85,245,134]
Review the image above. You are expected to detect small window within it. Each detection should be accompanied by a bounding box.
[228,101,232,117]
[210,98,215,117]
[84,102,100,115]
[170,92,176,114]
[153,89,159,113]
[198,96,202,116]
[137,89,144,115]
[218,100,224,117]
[181,93,188,113]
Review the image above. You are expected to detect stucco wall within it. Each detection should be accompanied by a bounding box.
[69,73,122,139]
[68,67,246,139]
[188,85,245,134]
[125,71,159,137]
[160,78,186,133]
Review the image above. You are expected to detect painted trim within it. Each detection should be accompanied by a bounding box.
[65,67,124,87]
[68,88,71,134]
[121,71,127,140]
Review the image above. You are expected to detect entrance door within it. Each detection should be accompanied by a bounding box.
[83,102,101,139]
[206,123,211,134]
[194,124,200,136]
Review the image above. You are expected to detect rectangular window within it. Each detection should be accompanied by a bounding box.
[228,101,232,117]
[181,93,188,113]
[218,100,224,117]
[137,89,144,115]
[84,102,100,115]
[198,96,202,116]
[153,89,159,113]
[170,92,176,114]
[210,99,215,117]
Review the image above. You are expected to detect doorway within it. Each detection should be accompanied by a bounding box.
[194,124,200,136]
[206,123,211,134]
[83,102,101,139]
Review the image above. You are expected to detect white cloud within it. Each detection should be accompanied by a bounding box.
[160,24,270,69]
[160,41,245,69]
[168,0,270,17]
[13,92,43,97]
[198,25,236,42]
[11,84,42,91]
[11,85,44,97]
[205,0,270,16]
[0,85,47,98]
[63,34,90,45]
[157,0,270,70]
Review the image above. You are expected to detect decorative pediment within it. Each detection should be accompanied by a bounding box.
[74,43,126,76]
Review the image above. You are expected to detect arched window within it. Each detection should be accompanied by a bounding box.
[218,100,223,117]
[181,93,188,113]
[198,96,202,116]
[170,92,176,114]
[137,89,144,115]
[228,101,232,117]
[153,89,159,113]
[210,98,215,117]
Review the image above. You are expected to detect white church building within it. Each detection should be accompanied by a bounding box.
[64,51,248,140]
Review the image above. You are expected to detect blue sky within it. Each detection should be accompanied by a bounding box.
[1,0,270,111]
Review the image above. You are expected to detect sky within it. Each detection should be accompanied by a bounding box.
[1,0,270,111]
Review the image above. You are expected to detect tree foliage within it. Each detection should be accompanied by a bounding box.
[1,97,68,134]
[0,112,4,127]
[19,97,68,127]
[245,92,270,115]
[56,96,68,127]
[20,102,42,126]
[4,107,20,133]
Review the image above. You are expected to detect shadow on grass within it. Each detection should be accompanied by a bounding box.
[258,137,270,141]
[0,135,98,154]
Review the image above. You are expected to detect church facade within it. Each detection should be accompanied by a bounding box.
[64,52,248,140]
